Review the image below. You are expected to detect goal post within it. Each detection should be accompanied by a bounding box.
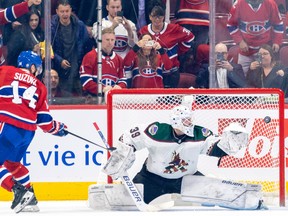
[106,88,286,207]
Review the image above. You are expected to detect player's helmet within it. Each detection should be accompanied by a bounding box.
[170,105,194,136]
[17,51,42,76]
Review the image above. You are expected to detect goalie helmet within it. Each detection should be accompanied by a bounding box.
[218,122,249,155]
[17,51,43,77]
[170,105,194,136]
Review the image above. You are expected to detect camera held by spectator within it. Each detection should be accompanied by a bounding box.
[216,52,225,62]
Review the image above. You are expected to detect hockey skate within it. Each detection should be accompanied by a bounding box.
[21,186,40,212]
[11,181,34,213]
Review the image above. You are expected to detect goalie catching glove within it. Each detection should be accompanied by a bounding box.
[47,120,68,137]
[217,122,248,156]
[102,141,136,180]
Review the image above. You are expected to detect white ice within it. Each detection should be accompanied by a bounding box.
[1,201,288,216]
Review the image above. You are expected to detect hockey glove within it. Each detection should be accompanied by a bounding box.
[48,120,68,137]
[102,141,135,180]
[217,122,248,156]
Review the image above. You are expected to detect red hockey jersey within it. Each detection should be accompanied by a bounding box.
[0,66,56,131]
[0,2,30,65]
[79,49,127,95]
[227,0,283,56]
[123,49,173,88]
[139,23,194,70]
[175,0,209,27]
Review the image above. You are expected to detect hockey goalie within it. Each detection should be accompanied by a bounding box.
[91,105,266,210]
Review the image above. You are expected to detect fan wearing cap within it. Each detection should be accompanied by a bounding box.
[0,51,68,213]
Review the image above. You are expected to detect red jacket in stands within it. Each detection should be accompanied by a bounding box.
[139,23,194,72]
[79,49,127,95]
[227,0,283,56]
[175,0,209,27]
[124,47,173,88]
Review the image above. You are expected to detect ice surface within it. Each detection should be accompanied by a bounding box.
[1,201,288,216]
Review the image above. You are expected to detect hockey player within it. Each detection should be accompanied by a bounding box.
[0,51,68,213]
[102,105,266,210]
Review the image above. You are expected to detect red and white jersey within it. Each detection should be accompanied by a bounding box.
[79,49,127,95]
[123,49,173,88]
[0,66,55,132]
[139,23,194,70]
[92,17,138,59]
[227,0,284,56]
[175,0,209,26]
[0,2,30,65]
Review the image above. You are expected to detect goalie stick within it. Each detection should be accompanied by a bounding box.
[92,122,174,212]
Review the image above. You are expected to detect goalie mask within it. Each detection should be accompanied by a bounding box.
[170,105,194,136]
[217,122,249,156]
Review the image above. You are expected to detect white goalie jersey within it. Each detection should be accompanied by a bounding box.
[116,121,248,179]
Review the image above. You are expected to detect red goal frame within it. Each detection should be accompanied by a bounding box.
[106,88,285,207]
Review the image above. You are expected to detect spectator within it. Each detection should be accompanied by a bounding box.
[227,0,284,75]
[123,33,173,88]
[7,8,44,67]
[92,0,138,59]
[246,44,288,97]
[70,0,107,27]
[0,0,42,46]
[196,43,246,88]
[175,0,209,45]
[0,0,42,65]
[80,28,127,99]
[50,69,73,97]
[121,0,165,31]
[51,0,91,96]
[139,5,194,88]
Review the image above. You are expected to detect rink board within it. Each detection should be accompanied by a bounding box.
[0,105,287,201]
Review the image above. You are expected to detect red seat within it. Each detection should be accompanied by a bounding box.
[279,45,288,67]
[216,0,233,16]
[178,73,197,88]
[228,45,239,64]
[215,15,235,46]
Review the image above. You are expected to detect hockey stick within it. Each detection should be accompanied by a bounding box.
[66,130,116,151]
[92,122,174,212]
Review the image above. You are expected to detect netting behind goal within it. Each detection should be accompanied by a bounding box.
[106,88,286,207]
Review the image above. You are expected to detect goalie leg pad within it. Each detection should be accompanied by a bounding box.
[88,183,144,210]
[181,175,263,210]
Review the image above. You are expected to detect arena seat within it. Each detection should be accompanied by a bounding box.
[227,45,239,64]
[215,15,235,46]
[216,0,233,16]
[279,45,288,67]
[178,73,197,88]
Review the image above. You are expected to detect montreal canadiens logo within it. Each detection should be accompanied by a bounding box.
[245,21,267,35]
[140,67,157,77]
[101,78,116,86]
[114,36,128,52]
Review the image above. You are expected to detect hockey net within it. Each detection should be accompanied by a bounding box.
[106,88,286,207]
